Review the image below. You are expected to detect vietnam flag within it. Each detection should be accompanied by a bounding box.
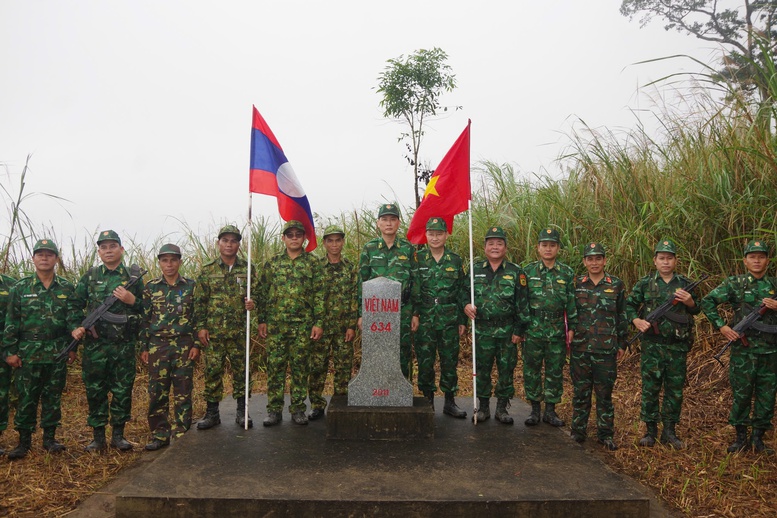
[249,105,317,251]
[407,120,471,245]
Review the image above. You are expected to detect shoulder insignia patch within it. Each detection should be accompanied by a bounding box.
[556,279,566,284]
[520,274,527,286]
[604,289,614,293]
[57,294,68,299]
[503,275,514,280]
[445,267,455,272]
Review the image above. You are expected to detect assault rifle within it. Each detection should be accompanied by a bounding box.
[713,296,777,366]
[627,274,709,350]
[56,265,146,361]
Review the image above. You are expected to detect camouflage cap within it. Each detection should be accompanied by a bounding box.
[322,225,345,238]
[157,243,182,258]
[484,226,507,242]
[744,239,770,256]
[654,239,676,255]
[97,229,121,245]
[426,218,448,232]
[33,238,59,256]
[282,220,305,234]
[583,242,606,257]
[538,228,560,243]
[218,224,242,241]
[377,203,401,218]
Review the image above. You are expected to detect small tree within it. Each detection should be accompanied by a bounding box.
[377,47,457,208]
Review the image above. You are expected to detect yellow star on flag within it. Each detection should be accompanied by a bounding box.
[423,175,440,199]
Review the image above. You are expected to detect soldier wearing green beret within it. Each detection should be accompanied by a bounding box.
[521,227,577,428]
[258,220,324,426]
[139,244,199,451]
[0,272,16,456]
[70,230,145,452]
[4,239,76,459]
[570,243,628,450]
[627,239,700,449]
[701,239,777,454]
[463,226,527,423]
[194,225,259,430]
[414,217,467,417]
[307,225,357,420]
[357,203,419,380]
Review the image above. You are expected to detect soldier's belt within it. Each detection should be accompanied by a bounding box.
[421,295,457,305]
[20,332,58,341]
[530,309,563,319]
[477,317,514,327]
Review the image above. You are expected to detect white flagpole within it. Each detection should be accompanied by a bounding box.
[468,200,478,424]
[244,192,252,430]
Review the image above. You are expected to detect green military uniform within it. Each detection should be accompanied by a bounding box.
[571,243,628,446]
[0,273,16,450]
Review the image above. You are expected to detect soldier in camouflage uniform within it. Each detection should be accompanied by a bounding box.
[522,228,576,427]
[258,220,324,426]
[70,230,144,452]
[570,243,628,450]
[463,226,527,424]
[139,244,199,450]
[3,239,76,459]
[414,218,467,418]
[0,272,16,456]
[626,239,700,449]
[701,239,777,454]
[194,225,258,430]
[307,225,357,420]
[358,203,418,380]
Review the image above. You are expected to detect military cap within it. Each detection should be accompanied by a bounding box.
[538,228,560,243]
[97,229,121,245]
[377,203,401,218]
[322,225,345,238]
[426,218,447,232]
[218,224,242,241]
[33,238,59,256]
[282,220,305,234]
[654,239,676,255]
[583,242,606,257]
[744,239,770,256]
[484,226,507,242]
[157,243,182,258]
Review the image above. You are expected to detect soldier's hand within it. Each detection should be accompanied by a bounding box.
[311,326,323,340]
[464,304,477,320]
[616,349,625,361]
[5,354,21,368]
[411,316,419,332]
[188,347,200,361]
[567,330,574,344]
[140,351,149,365]
[357,317,362,331]
[674,289,695,307]
[345,329,355,342]
[244,297,255,311]
[458,325,465,336]
[632,318,651,333]
[113,285,136,305]
[511,334,522,345]
[67,351,77,364]
[763,298,777,310]
[720,325,741,342]
[72,327,86,340]
[258,323,267,339]
[197,329,210,347]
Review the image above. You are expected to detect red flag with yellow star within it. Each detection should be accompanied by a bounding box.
[407,120,471,245]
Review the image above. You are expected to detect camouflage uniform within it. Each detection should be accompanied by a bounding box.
[139,273,197,441]
[0,274,16,438]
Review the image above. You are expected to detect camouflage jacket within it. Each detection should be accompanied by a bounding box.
[522,260,578,340]
[258,250,324,327]
[0,274,16,335]
[573,273,628,353]
[701,273,777,353]
[193,256,259,334]
[626,272,701,350]
[139,275,197,350]
[358,236,417,316]
[414,247,466,329]
[321,256,358,332]
[3,274,76,362]
[463,258,527,338]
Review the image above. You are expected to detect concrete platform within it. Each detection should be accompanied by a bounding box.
[327,395,435,440]
[115,395,650,518]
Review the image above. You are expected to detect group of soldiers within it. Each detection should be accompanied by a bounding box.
[1,203,775,461]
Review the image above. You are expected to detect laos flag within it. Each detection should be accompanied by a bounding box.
[249,105,317,251]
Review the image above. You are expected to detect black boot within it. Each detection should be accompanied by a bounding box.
[525,401,541,426]
[263,411,282,427]
[751,429,775,455]
[85,426,107,453]
[472,397,490,422]
[543,402,565,427]
[111,424,133,451]
[236,397,253,428]
[8,430,32,460]
[42,427,66,453]
[442,393,466,418]
[660,422,685,450]
[495,398,514,425]
[423,390,435,410]
[727,425,749,453]
[639,422,658,447]
[197,401,221,430]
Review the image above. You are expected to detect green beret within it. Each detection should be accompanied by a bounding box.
[97,229,121,246]
[33,239,59,256]
[426,218,447,232]
[218,225,242,241]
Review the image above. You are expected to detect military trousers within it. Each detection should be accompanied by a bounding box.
[308,326,354,409]
[266,321,311,414]
[147,338,195,440]
[399,305,414,380]
[0,361,11,432]
[475,333,516,399]
[415,322,460,394]
[202,332,248,402]
[640,341,687,424]
[82,340,136,428]
[571,350,617,440]
[522,337,566,403]
[14,361,67,432]
[728,347,777,429]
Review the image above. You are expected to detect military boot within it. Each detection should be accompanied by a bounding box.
[197,401,221,430]
[236,397,253,428]
[542,402,565,427]
[727,425,749,453]
[263,411,282,427]
[42,427,66,453]
[8,430,32,460]
[85,426,107,453]
[751,429,775,455]
[472,397,490,422]
[423,390,435,410]
[494,398,514,425]
[639,422,658,447]
[524,401,541,426]
[110,424,133,451]
[442,393,467,418]
[660,422,685,450]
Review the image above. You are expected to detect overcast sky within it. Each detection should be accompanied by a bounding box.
[1,1,717,249]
